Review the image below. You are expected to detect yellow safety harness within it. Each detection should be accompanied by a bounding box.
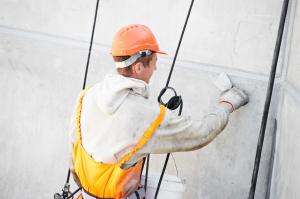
[73,89,166,199]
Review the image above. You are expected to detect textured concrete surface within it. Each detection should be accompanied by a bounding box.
[286,0,300,90]
[0,31,275,199]
[269,1,300,198]
[271,93,300,199]
[0,0,296,198]
[0,0,284,74]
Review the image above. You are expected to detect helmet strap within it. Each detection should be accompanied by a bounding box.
[115,50,152,68]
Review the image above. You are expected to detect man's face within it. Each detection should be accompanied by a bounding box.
[145,53,157,82]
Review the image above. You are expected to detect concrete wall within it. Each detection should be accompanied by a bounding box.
[0,0,284,75]
[270,0,300,198]
[0,0,291,198]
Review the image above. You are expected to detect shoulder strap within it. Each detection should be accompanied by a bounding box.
[76,88,90,143]
[119,105,166,165]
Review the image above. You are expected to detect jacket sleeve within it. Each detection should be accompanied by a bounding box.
[136,103,231,154]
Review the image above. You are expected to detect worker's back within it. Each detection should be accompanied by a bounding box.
[80,74,159,165]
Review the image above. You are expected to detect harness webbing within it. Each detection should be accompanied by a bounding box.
[62,0,101,198]
[61,0,194,197]
[74,89,165,198]
[119,105,166,166]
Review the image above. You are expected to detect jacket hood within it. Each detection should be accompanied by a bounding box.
[94,74,149,114]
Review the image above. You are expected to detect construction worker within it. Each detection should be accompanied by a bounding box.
[69,24,249,199]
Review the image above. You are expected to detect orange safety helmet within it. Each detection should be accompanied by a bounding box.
[111,24,166,56]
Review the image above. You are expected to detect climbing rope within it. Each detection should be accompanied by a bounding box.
[248,0,290,198]
[56,0,194,197]
[54,0,291,197]
[54,0,100,198]
[82,0,100,90]
[153,0,195,198]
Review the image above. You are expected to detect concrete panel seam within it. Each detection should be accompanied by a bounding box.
[0,24,110,51]
[158,58,271,82]
[284,81,300,103]
[266,119,277,199]
[269,80,300,199]
[0,24,278,82]
[278,0,298,83]
[269,7,299,197]
[274,81,300,152]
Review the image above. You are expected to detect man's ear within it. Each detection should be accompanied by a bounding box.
[132,62,143,75]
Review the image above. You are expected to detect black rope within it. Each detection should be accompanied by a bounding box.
[66,169,71,184]
[154,154,170,199]
[153,0,194,198]
[248,0,289,198]
[145,154,150,192]
[67,187,81,199]
[58,1,100,198]
[82,0,100,90]
[165,0,195,88]
[140,157,146,181]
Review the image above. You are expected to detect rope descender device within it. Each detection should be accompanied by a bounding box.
[153,0,195,197]
[158,86,183,113]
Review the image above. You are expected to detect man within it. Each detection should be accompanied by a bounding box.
[69,24,249,199]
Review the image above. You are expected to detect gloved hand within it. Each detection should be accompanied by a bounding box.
[219,87,249,112]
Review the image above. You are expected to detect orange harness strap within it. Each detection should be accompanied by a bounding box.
[74,89,166,199]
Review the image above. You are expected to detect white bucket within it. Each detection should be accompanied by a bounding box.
[141,172,186,199]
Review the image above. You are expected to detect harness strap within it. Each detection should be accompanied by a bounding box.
[76,89,90,143]
[81,187,145,199]
[82,188,112,199]
[119,105,166,166]
[75,88,166,164]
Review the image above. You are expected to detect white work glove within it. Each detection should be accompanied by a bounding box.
[219,87,249,113]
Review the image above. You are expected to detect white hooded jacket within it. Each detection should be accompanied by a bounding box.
[69,74,231,168]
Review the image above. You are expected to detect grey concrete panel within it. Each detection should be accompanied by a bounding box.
[287,1,300,90]
[271,93,300,199]
[0,31,275,198]
[0,0,284,75]
[0,32,89,198]
[269,2,300,198]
